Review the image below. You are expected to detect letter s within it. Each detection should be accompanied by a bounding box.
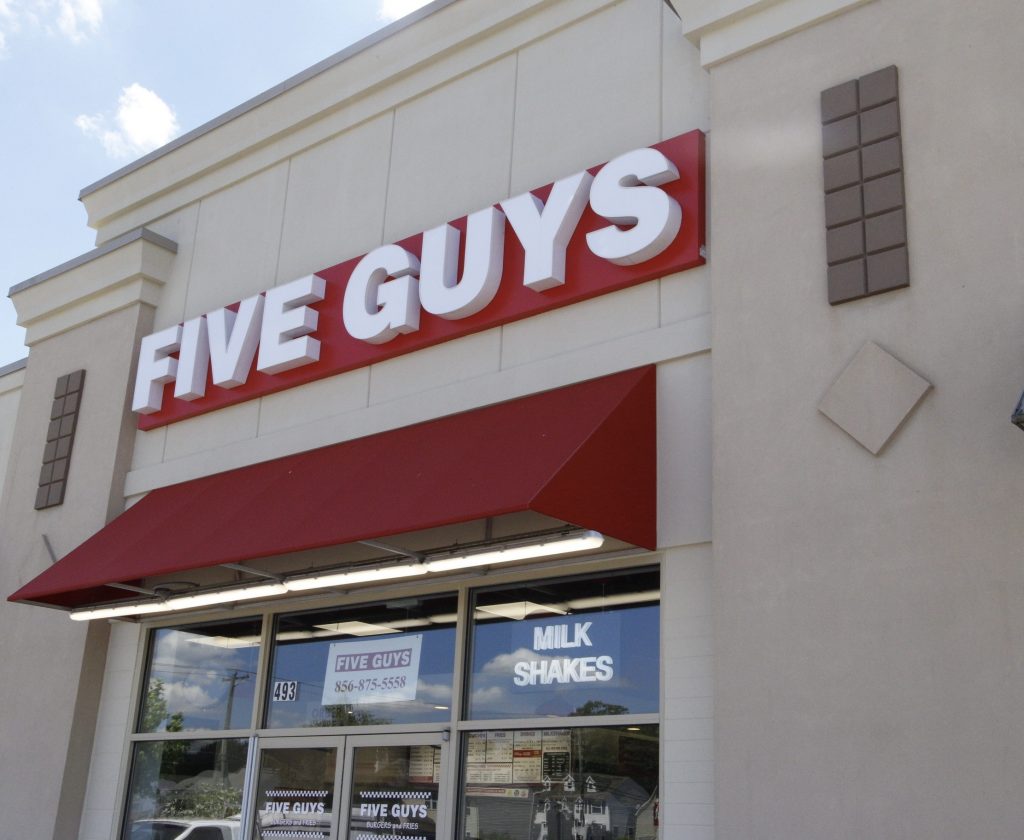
[586,147,682,266]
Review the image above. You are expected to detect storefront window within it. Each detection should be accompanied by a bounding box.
[139,618,262,733]
[466,569,660,719]
[265,593,458,728]
[461,725,659,840]
[122,738,248,840]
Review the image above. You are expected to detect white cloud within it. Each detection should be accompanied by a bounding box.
[481,647,554,674]
[56,0,102,43]
[377,0,431,23]
[163,680,217,712]
[0,0,104,53]
[75,83,180,159]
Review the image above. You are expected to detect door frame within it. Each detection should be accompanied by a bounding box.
[247,734,346,840]
[246,731,449,840]
[338,731,449,840]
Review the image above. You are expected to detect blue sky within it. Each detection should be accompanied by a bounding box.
[0,0,432,368]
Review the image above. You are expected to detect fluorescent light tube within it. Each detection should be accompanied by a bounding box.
[69,601,169,621]
[167,582,287,611]
[425,530,603,573]
[285,562,428,592]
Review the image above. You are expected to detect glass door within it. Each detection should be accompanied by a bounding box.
[340,733,448,840]
[248,733,447,840]
[250,737,344,840]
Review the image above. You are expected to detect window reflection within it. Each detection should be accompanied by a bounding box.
[139,619,262,733]
[266,594,458,728]
[253,747,335,839]
[468,570,659,719]
[461,725,659,840]
[122,739,248,840]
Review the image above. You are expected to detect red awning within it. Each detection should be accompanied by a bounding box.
[9,366,655,609]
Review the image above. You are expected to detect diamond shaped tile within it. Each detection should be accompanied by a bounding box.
[818,341,931,454]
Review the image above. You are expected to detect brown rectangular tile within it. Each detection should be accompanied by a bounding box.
[822,115,860,158]
[860,101,901,145]
[46,482,65,507]
[861,137,902,179]
[52,458,69,482]
[825,185,863,228]
[63,392,79,414]
[824,149,861,192]
[821,79,859,123]
[58,414,76,437]
[827,221,865,264]
[50,397,65,420]
[827,225,864,265]
[35,486,50,509]
[42,440,57,462]
[858,65,898,109]
[867,246,910,294]
[53,374,70,398]
[39,462,54,485]
[46,418,61,442]
[863,172,905,216]
[865,209,906,253]
[828,259,866,304]
[66,370,84,393]
[56,436,72,458]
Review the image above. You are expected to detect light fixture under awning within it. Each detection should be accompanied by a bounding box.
[8,366,656,611]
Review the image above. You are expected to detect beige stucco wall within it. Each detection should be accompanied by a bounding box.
[0,303,154,839]
[707,0,1024,838]
[0,364,25,511]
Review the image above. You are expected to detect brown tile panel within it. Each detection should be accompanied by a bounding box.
[821,65,909,304]
[35,369,85,510]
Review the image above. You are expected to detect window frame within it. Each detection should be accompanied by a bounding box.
[115,552,660,840]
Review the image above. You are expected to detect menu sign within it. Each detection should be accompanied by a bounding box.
[321,634,422,706]
[409,745,441,784]
[466,728,573,787]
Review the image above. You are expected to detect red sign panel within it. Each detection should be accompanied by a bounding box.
[139,130,704,429]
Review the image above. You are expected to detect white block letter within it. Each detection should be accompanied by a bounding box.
[206,295,265,388]
[132,324,181,414]
[174,316,210,401]
[419,207,505,319]
[343,244,420,344]
[501,170,593,291]
[257,274,326,374]
[586,147,682,266]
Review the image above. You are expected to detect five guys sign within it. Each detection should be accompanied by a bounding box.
[133,130,705,429]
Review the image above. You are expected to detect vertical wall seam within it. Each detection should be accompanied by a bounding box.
[271,158,294,287]
[380,108,399,246]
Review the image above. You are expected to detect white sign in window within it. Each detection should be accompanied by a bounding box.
[321,634,423,706]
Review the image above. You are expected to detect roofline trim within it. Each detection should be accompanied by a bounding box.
[0,357,28,377]
[9,228,178,297]
[78,0,461,200]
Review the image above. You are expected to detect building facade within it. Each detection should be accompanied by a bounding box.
[1,1,1022,839]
